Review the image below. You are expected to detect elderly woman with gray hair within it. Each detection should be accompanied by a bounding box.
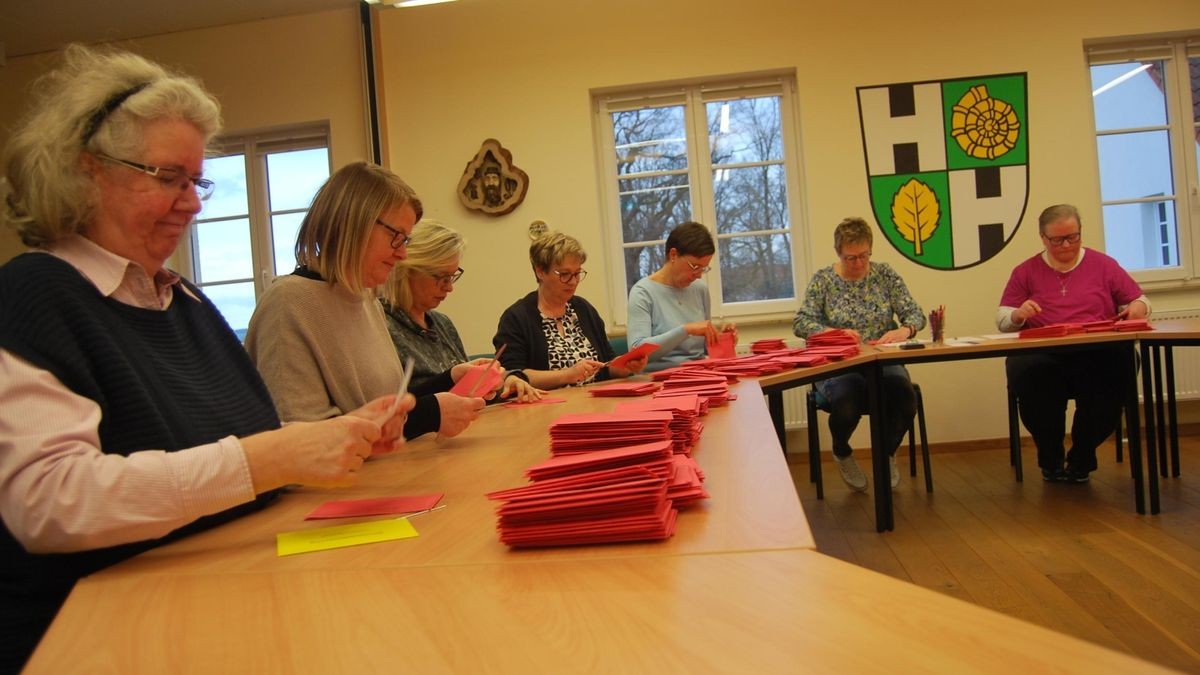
[0,45,409,671]
[382,219,542,401]
[493,231,647,389]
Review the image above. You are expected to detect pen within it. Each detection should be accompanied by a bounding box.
[388,356,415,419]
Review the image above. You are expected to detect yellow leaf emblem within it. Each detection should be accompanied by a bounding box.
[950,84,1020,160]
[891,179,940,256]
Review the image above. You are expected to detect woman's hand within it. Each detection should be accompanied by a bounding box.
[450,358,498,383]
[433,392,485,438]
[498,375,546,403]
[876,327,911,344]
[241,416,383,491]
[684,320,720,343]
[347,393,415,456]
[564,359,605,385]
[610,355,648,377]
[1011,300,1041,325]
[1118,299,1149,320]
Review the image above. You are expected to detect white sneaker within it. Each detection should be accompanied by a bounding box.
[889,456,900,488]
[835,456,868,492]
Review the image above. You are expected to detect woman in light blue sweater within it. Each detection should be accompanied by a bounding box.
[627,222,736,372]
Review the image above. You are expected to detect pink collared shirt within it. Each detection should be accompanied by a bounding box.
[0,236,257,553]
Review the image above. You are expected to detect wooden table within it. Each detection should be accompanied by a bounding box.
[75,379,814,579]
[24,379,1168,673]
[762,332,1146,531]
[27,550,1166,673]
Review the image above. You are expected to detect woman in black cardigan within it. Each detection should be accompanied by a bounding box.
[493,232,647,388]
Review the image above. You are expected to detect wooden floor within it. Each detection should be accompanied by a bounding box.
[789,436,1200,673]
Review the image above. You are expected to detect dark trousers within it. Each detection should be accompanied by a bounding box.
[815,364,915,459]
[1005,345,1128,473]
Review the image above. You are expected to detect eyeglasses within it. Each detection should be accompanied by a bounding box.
[551,269,587,284]
[98,154,214,200]
[682,259,711,273]
[839,251,872,264]
[376,220,411,249]
[427,267,464,287]
[1043,232,1081,247]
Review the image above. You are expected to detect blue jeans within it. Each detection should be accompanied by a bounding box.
[815,365,915,459]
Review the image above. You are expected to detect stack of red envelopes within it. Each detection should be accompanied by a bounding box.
[549,411,674,455]
[588,381,664,397]
[617,395,705,454]
[487,466,678,547]
[751,338,788,353]
[525,439,674,480]
[805,329,860,347]
[1114,319,1151,331]
[1018,323,1078,338]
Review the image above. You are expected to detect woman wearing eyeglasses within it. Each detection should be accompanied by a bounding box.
[382,219,542,401]
[245,162,484,440]
[0,46,412,671]
[494,231,647,388]
[627,221,737,372]
[793,217,925,492]
[998,204,1149,483]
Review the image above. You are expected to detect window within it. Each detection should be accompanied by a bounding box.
[1088,38,1200,283]
[594,74,807,323]
[177,127,331,337]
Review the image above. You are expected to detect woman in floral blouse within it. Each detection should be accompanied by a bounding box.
[793,217,925,493]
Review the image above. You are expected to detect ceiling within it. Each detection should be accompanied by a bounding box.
[1,0,363,60]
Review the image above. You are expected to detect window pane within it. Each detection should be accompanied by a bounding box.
[272,212,304,276]
[1091,61,1167,131]
[194,217,253,283]
[713,164,789,234]
[1192,57,1199,172]
[707,96,783,165]
[267,148,330,211]
[719,233,794,303]
[611,106,688,175]
[1096,130,1173,201]
[618,174,691,244]
[199,154,248,220]
[1101,200,1178,271]
[202,282,257,340]
[621,243,666,297]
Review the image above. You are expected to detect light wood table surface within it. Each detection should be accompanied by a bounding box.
[85,379,814,579]
[27,549,1166,674]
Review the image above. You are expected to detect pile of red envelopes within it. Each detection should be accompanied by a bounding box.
[588,380,664,397]
[617,394,705,455]
[549,411,674,455]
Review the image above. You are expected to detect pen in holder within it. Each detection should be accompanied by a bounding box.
[929,305,945,344]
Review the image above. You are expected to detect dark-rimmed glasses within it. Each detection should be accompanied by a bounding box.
[1043,232,1081,247]
[551,269,587,284]
[98,154,214,200]
[376,220,411,249]
[840,251,871,264]
[428,267,465,287]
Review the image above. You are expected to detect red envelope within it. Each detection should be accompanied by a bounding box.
[449,363,504,397]
[707,331,737,359]
[609,342,659,369]
[305,493,443,520]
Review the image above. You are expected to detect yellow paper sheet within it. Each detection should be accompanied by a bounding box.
[276,517,419,556]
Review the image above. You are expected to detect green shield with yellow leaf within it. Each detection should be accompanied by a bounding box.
[857,73,1028,270]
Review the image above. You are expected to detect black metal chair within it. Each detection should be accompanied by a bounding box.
[1006,385,1123,482]
[806,383,931,499]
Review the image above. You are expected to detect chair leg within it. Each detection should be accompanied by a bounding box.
[908,418,917,477]
[1114,409,1123,463]
[807,390,823,500]
[915,385,932,493]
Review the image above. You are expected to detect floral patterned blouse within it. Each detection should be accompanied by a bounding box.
[792,262,925,342]
[541,305,601,386]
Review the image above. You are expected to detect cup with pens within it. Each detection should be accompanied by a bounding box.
[929,306,945,344]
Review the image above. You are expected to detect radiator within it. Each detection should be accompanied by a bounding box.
[768,309,1200,431]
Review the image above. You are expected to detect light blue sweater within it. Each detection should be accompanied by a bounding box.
[627,276,711,372]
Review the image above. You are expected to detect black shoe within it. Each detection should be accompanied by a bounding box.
[1064,466,1090,483]
[1042,468,1069,482]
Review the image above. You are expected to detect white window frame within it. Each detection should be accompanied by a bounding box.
[1087,37,1200,285]
[174,124,331,299]
[593,72,809,327]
